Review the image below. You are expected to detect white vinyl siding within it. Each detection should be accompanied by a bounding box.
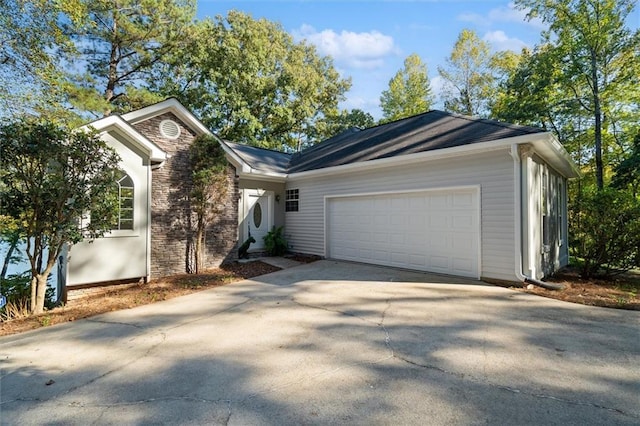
[285,149,516,281]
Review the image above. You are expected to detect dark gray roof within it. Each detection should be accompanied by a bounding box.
[288,110,544,173]
[224,110,544,175]
[223,141,291,174]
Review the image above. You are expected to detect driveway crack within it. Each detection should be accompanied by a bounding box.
[294,297,636,421]
[388,344,636,420]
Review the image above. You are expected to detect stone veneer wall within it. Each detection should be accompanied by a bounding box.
[133,112,239,278]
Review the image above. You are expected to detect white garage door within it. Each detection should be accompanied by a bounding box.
[327,188,480,278]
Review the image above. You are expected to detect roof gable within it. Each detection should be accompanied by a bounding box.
[81,115,167,162]
[121,98,211,136]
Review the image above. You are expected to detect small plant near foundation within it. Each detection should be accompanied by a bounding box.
[263,226,287,256]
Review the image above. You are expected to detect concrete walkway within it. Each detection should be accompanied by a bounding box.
[252,256,303,269]
[1,260,639,425]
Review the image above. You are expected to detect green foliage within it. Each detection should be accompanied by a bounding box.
[156,11,351,151]
[64,0,195,115]
[307,108,375,145]
[263,226,288,256]
[0,272,55,320]
[612,130,640,197]
[569,186,640,278]
[189,134,228,273]
[438,29,495,117]
[380,53,434,123]
[513,0,640,189]
[0,120,121,314]
[0,0,82,122]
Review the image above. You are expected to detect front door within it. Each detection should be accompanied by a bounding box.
[244,190,273,250]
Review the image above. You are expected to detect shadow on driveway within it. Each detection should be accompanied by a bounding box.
[1,260,639,424]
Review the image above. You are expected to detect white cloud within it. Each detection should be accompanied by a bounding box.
[489,2,546,29]
[293,24,396,69]
[457,12,485,26]
[429,75,447,101]
[341,95,379,112]
[483,30,528,52]
[457,2,546,30]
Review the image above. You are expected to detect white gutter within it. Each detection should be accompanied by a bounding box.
[510,144,528,283]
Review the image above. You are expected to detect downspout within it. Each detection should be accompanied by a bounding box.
[510,144,563,291]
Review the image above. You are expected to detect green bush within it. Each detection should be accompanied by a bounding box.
[569,187,640,278]
[263,226,288,256]
[0,272,55,320]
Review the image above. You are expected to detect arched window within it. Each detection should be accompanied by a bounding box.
[114,172,134,230]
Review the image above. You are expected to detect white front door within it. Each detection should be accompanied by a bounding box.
[244,190,273,250]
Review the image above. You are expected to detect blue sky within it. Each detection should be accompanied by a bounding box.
[196,1,639,120]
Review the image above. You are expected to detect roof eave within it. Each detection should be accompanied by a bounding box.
[531,134,581,178]
[80,115,167,163]
[237,170,288,182]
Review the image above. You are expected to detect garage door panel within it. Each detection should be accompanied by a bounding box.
[429,213,449,228]
[409,254,427,267]
[328,188,479,278]
[453,192,475,207]
[452,215,474,228]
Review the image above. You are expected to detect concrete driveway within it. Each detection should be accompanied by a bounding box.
[1,260,639,425]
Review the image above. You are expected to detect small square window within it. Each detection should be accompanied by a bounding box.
[285,189,299,212]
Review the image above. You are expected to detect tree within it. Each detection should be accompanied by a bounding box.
[380,53,433,123]
[65,0,195,116]
[490,45,588,151]
[155,11,351,151]
[612,130,640,198]
[569,187,640,277]
[0,121,120,314]
[515,0,640,189]
[438,29,495,117]
[308,108,375,145]
[0,0,81,122]
[189,134,228,274]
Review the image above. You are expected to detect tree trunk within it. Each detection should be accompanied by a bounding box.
[591,52,604,190]
[30,275,37,313]
[195,218,204,274]
[32,274,49,315]
[104,12,118,115]
[1,237,18,279]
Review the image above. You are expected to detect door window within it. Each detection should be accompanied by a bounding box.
[253,202,263,228]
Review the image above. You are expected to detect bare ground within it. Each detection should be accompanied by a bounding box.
[2,260,638,337]
[515,267,640,310]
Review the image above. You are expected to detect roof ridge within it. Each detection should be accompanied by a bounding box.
[443,110,542,133]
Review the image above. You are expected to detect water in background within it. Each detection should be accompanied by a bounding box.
[0,240,60,299]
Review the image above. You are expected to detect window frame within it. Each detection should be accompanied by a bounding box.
[115,173,134,231]
[105,171,138,237]
[285,188,299,212]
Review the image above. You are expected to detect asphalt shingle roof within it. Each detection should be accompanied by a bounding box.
[223,141,291,174]
[224,110,545,175]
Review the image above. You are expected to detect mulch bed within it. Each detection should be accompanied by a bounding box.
[0,260,283,337]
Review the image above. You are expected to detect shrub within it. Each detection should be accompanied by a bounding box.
[263,226,288,256]
[0,272,55,321]
[569,187,640,278]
